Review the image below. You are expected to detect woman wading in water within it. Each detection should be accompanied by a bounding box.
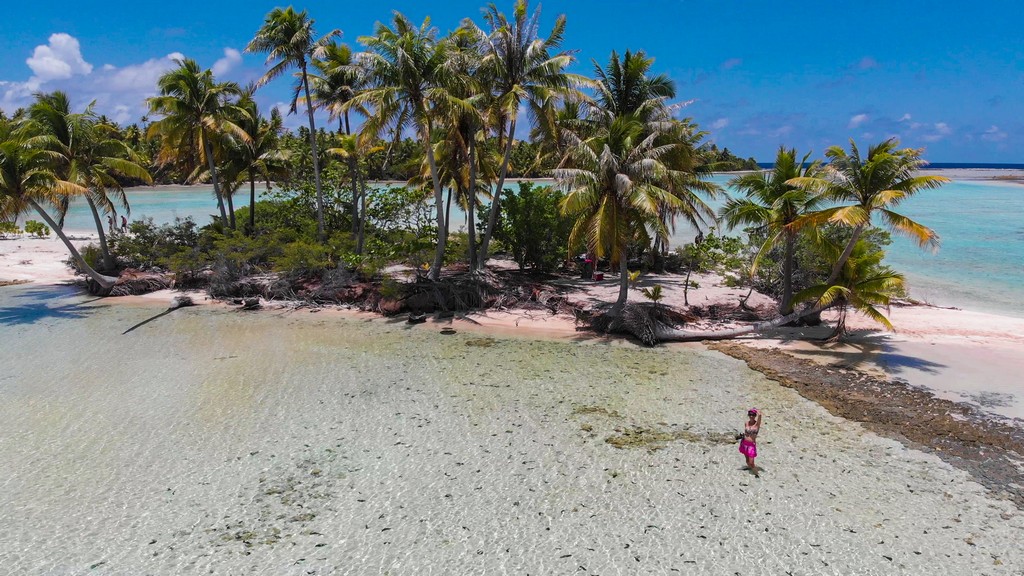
[739,408,762,477]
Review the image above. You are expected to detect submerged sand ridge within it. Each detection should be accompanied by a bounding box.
[1,287,1021,574]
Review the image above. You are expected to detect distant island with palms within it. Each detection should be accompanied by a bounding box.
[1,2,1023,574]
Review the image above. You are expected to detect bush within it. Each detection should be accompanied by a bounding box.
[490,182,572,271]
[108,217,200,269]
[0,221,19,237]
[24,220,50,237]
[272,240,334,275]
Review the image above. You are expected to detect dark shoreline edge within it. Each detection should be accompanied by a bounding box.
[708,341,1024,509]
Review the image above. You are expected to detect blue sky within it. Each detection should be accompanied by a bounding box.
[2,0,1021,162]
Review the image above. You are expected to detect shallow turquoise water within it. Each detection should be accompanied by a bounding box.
[34,175,1024,315]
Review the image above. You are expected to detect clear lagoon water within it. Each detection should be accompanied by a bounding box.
[33,173,1024,317]
[1,285,1020,574]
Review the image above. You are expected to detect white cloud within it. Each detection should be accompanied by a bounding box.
[211,48,242,76]
[921,122,952,142]
[711,118,729,130]
[848,113,869,128]
[26,33,92,81]
[899,113,912,122]
[104,52,183,92]
[981,125,1007,142]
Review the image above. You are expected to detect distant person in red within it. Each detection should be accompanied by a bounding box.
[739,408,762,477]
[120,215,128,233]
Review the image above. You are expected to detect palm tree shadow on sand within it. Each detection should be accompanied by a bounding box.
[0,286,105,326]
[758,327,947,375]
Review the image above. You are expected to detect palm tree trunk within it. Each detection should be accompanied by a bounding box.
[86,197,116,272]
[344,110,351,136]
[300,62,326,241]
[423,121,446,281]
[202,131,228,225]
[478,115,517,269]
[781,231,795,314]
[616,254,629,306]
[29,199,116,293]
[356,174,367,256]
[467,137,478,270]
[349,157,359,235]
[444,187,453,241]
[225,188,236,230]
[825,223,864,286]
[655,300,831,342]
[249,171,256,236]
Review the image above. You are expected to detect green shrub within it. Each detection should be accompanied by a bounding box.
[272,240,334,275]
[490,182,572,271]
[24,220,50,237]
[0,221,19,237]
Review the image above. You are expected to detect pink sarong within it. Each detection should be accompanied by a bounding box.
[738,439,757,458]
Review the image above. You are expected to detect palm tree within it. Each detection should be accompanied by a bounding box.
[557,116,690,307]
[591,49,675,122]
[247,7,340,240]
[475,0,586,269]
[147,58,246,226]
[790,138,948,286]
[224,91,289,235]
[0,120,117,294]
[720,147,823,313]
[349,12,463,280]
[24,91,152,271]
[309,41,365,135]
[327,133,381,254]
[794,233,906,341]
[587,50,718,266]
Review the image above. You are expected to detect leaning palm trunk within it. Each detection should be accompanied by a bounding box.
[86,196,116,271]
[478,116,517,269]
[202,134,228,224]
[28,199,116,294]
[424,122,447,281]
[655,300,830,342]
[300,65,326,240]
[825,224,865,286]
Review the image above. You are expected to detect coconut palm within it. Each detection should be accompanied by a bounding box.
[349,12,465,280]
[247,7,340,240]
[309,42,366,135]
[147,58,246,226]
[790,138,947,286]
[587,50,718,263]
[720,147,823,313]
[557,116,691,307]
[794,234,906,341]
[475,0,587,269]
[25,92,152,270]
[0,120,117,294]
[327,133,382,254]
[222,91,289,235]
